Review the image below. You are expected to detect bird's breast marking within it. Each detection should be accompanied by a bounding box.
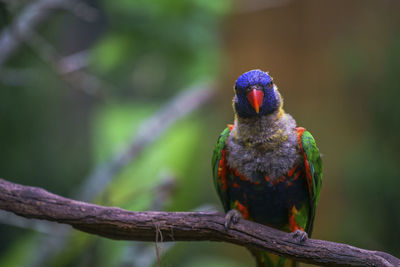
[217,149,228,190]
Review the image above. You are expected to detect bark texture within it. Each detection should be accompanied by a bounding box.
[0,178,398,267]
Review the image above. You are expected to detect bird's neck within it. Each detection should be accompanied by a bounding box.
[232,107,289,146]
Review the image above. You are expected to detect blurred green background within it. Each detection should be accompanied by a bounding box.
[1,0,400,266]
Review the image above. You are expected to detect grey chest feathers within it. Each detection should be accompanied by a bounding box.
[226,111,301,181]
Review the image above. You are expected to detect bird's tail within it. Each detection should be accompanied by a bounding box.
[249,249,298,267]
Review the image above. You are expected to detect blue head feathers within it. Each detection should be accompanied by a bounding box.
[235,70,272,91]
[234,70,279,118]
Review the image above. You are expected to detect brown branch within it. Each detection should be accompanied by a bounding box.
[17,84,212,266]
[0,178,398,267]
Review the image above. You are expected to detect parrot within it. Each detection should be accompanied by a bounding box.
[212,70,322,267]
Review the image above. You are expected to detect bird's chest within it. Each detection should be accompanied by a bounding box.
[227,162,309,228]
[225,134,301,180]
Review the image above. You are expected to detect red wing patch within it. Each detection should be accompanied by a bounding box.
[287,164,297,177]
[271,176,287,185]
[217,149,228,191]
[296,127,313,199]
[232,168,247,182]
[234,200,250,220]
[292,171,301,181]
[232,168,260,185]
[288,206,304,232]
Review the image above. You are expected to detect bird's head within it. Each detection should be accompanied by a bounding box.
[233,69,281,118]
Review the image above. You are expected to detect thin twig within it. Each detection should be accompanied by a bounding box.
[235,0,293,14]
[119,172,177,267]
[25,175,178,267]
[0,178,398,267]
[75,83,214,202]
[154,222,162,267]
[60,1,99,22]
[0,0,104,96]
[58,49,90,74]
[26,84,212,267]
[26,31,106,97]
[0,0,73,72]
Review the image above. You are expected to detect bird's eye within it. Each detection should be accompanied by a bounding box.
[267,81,273,88]
[236,86,244,93]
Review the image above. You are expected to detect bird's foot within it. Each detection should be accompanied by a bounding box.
[224,209,242,230]
[291,229,308,243]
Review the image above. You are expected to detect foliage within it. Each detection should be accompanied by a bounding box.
[343,32,400,256]
[0,0,232,266]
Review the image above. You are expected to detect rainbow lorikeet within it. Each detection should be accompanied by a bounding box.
[212,70,322,267]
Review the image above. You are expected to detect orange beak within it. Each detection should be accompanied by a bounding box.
[246,89,264,114]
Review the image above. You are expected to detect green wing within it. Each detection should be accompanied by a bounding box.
[300,130,323,235]
[212,127,231,212]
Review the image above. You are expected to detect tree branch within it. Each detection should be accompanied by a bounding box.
[75,83,213,202]
[0,179,398,267]
[0,0,72,71]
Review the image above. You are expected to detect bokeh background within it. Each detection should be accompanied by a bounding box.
[1,0,400,266]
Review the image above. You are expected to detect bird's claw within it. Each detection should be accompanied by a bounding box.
[224,209,242,230]
[292,229,308,243]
